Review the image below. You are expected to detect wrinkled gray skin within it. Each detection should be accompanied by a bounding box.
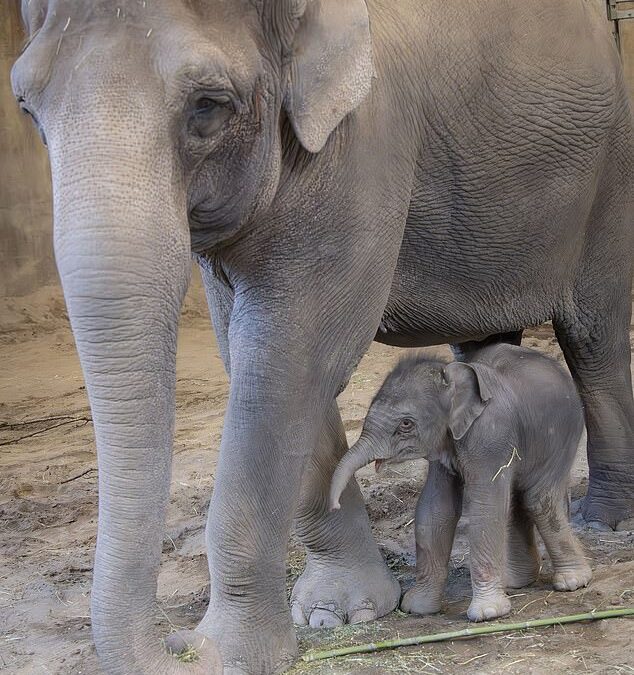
[11,0,633,672]
[330,345,592,622]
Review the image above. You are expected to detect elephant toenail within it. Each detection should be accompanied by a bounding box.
[308,603,346,628]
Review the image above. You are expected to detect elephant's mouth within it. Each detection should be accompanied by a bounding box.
[188,219,243,253]
[188,203,243,252]
[375,448,422,472]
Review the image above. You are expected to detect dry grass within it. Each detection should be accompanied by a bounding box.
[173,645,200,664]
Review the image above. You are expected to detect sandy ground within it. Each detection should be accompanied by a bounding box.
[1,281,633,674]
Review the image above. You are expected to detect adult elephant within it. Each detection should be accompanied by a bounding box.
[12,0,633,672]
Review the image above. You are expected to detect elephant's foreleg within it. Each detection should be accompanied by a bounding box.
[291,401,400,628]
[196,378,316,673]
[465,475,513,622]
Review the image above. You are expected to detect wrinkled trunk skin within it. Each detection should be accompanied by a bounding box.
[50,110,221,673]
[329,434,385,510]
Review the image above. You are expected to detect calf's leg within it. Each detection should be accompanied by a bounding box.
[401,461,463,615]
[505,495,540,588]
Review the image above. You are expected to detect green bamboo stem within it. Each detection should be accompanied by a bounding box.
[301,608,634,662]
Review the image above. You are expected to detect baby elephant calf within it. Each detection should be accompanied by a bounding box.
[330,344,591,621]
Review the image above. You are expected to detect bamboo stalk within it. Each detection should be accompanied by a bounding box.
[301,608,634,662]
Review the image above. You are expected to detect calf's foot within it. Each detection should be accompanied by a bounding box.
[552,563,592,591]
[467,593,512,622]
[505,559,539,589]
[400,583,442,615]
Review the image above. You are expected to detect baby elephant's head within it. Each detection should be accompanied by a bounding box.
[329,356,494,510]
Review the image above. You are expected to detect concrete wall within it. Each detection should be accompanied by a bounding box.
[1,1,54,298]
[0,4,633,299]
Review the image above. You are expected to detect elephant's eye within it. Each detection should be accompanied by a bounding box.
[189,94,233,138]
[17,96,33,119]
[399,418,416,433]
[17,96,47,146]
[196,96,226,113]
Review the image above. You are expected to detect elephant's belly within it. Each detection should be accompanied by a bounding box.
[374,294,552,349]
[376,241,561,349]
[378,159,586,348]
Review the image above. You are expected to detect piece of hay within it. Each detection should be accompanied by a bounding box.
[302,608,634,662]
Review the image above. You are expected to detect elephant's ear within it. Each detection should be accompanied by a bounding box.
[444,362,494,441]
[283,0,374,153]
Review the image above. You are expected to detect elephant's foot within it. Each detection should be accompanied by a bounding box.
[505,560,539,589]
[577,484,634,531]
[400,583,443,616]
[568,452,634,532]
[196,605,297,674]
[467,592,511,622]
[290,556,400,627]
[552,563,592,592]
[164,630,224,673]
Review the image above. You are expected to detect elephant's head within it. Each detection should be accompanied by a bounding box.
[11,1,373,672]
[12,0,374,253]
[329,357,494,510]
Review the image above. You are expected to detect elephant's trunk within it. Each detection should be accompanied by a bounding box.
[50,97,221,672]
[329,433,385,511]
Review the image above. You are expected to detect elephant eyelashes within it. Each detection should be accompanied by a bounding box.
[189,95,234,138]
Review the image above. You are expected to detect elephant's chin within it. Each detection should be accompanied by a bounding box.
[375,449,426,473]
[188,217,243,253]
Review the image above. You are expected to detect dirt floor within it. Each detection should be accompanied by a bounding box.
[1,281,633,674]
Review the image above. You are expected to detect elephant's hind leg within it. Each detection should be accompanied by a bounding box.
[553,124,634,530]
[505,495,540,588]
[525,488,591,591]
[290,400,400,628]
[554,285,634,530]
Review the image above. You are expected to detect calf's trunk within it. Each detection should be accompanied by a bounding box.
[329,434,385,510]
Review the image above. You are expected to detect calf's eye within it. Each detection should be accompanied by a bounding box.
[399,418,415,432]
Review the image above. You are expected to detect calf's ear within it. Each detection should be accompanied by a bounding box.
[443,362,494,440]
